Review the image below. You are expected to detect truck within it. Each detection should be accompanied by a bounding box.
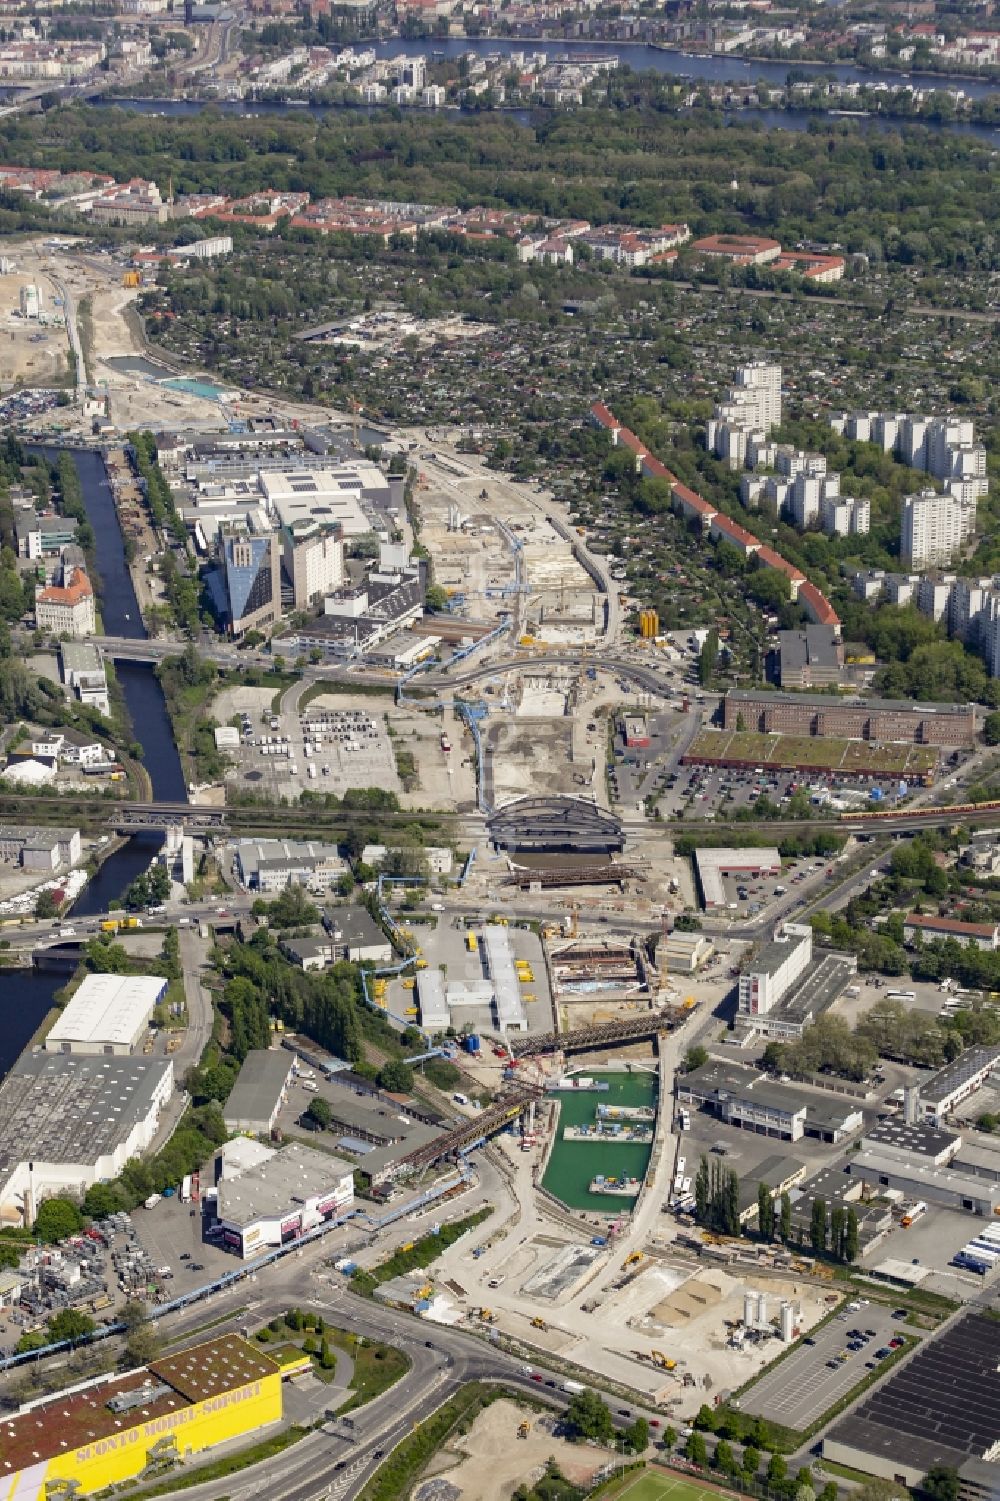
[180,1175,192,1204]
[562,1380,585,1395]
[453,1092,470,1106]
[308,764,318,780]
[900,1200,927,1228]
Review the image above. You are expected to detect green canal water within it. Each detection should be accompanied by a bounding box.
[542,1069,658,1214]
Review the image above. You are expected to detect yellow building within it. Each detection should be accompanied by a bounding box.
[0,1335,283,1500]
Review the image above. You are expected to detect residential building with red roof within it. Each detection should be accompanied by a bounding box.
[35,566,95,639]
[710,513,761,557]
[903,913,999,950]
[799,580,841,635]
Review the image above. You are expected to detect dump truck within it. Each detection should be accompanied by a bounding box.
[517,1420,530,1439]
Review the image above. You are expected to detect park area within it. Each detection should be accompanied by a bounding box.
[683,730,937,781]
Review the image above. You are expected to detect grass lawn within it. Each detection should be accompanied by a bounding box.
[324,1327,410,1411]
[612,1472,741,1501]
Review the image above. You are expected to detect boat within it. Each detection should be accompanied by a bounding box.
[547,1075,610,1092]
[564,1125,653,1143]
[597,1104,655,1121]
[590,1175,642,1197]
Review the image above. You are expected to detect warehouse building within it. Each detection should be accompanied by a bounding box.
[0,1335,283,1500]
[481,925,528,1034]
[788,1162,893,1252]
[845,1147,1000,1216]
[823,1313,1000,1491]
[860,1117,962,1168]
[45,973,168,1056]
[223,1050,294,1138]
[0,1054,173,1226]
[214,1141,354,1259]
[918,1045,1000,1126]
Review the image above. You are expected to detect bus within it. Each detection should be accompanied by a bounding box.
[180,1175,192,1204]
[885,990,916,1002]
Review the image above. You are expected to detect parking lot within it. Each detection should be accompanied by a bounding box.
[740,1301,906,1432]
[223,697,401,802]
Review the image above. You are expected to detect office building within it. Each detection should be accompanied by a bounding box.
[233,838,345,893]
[60,640,110,715]
[737,922,855,1039]
[282,521,344,608]
[221,527,281,639]
[0,1053,173,1224]
[901,489,976,569]
[723,689,977,747]
[676,1060,863,1143]
[778,627,845,689]
[34,565,95,638]
[45,973,167,1055]
[0,824,81,871]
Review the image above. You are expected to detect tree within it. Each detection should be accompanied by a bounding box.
[15,1329,48,1354]
[714,1440,735,1473]
[624,1416,649,1453]
[686,1430,707,1465]
[699,628,719,686]
[810,1196,827,1255]
[768,1453,788,1486]
[34,889,62,920]
[82,1182,123,1219]
[743,1445,761,1476]
[662,1426,677,1452]
[377,1060,414,1093]
[34,1197,83,1243]
[564,1388,614,1444]
[780,1191,791,1242]
[683,1045,708,1073]
[694,1157,710,1223]
[983,711,1000,745]
[48,1308,95,1343]
[854,1480,908,1501]
[424,584,450,612]
[922,1466,960,1501]
[305,1096,333,1130]
[757,1183,775,1241]
[844,1207,859,1264]
[819,1484,838,1501]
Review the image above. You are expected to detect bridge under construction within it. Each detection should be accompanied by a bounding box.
[390,1084,544,1176]
[507,1008,682,1058]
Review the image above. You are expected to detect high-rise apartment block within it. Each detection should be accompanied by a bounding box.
[901,489,977,569]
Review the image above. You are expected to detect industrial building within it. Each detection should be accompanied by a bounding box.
[676,1061,864,1144]
[845,1146,1000,1216]
[737,923,855,1039]
[918,1045,1000,1126]
[223,1050,294,1138]
[45,973,167,1056]
[233,838,346,893]
[0,1054,173,1225]
[213,1141,354,1259]
[723,689,977,748]
[322,905,393,964]
[694,847,782,910]
[823,1313,1000,1493]
[0,1335,283,1500]
[481,925,528,1034]
[0,824,81,872]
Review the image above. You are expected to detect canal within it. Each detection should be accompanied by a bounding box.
[542,1069,658,1215]
[28,448,186,919]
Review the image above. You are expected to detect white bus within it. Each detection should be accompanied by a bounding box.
[886,990,916,1002]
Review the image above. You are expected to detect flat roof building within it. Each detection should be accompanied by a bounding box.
[45,973,167,1056]
[0,1053,173,1225]
[417,968,450,1032]
[846,1148,1000,1216]
[903,913,1000,950]
[223,1050,294,1138]
[919,1045,1000,1126]
[861,1117,962,1168]
[214,1141,354,1259]
[695,847,781,910]
[823,1313,1000,1490]
[678,1060,864,1144]
[323,905,393,964]
[481,925,527,1034]
[737,923,855,1039]
[778,626,845,689]
[724,688,976,748]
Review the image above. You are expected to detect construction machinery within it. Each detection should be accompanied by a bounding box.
[633,1349,676,1371]
[530,1317,548,1330]
[479,1308,496,1324]
[517,1420,531,1439]
[625,1250,644,1266]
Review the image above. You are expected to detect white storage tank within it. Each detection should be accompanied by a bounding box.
[780,1301,795,1343]
[743,1292,756,1328]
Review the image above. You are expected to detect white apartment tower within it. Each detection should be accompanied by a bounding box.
[901,490,977,569]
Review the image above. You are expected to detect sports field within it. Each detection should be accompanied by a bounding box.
[611,1471,738,1501]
